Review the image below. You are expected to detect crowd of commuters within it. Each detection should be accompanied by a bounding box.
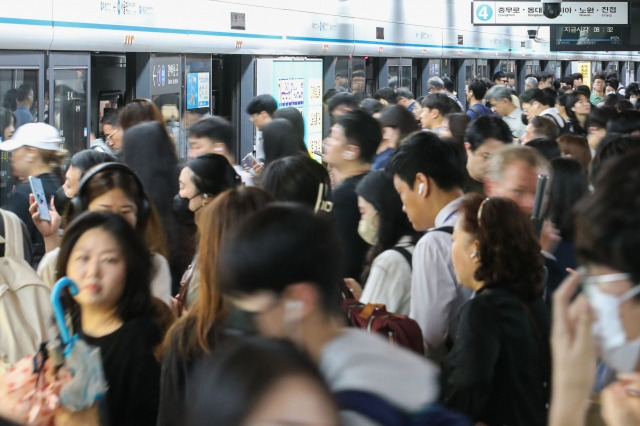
[0,67,639,426]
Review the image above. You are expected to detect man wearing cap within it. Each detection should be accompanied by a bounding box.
[0,123,65,266]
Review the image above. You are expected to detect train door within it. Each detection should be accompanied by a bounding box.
[91,54,126,140]
[0,52,45,208]
[387,58,413,94]
[48,53,90,156]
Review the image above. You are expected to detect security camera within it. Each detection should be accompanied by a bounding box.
[542,0,562,19]
[528,30,538,39]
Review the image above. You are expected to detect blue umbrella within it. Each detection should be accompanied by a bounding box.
[51,277,108,411]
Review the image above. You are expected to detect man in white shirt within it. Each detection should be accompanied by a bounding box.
[486,85,526,141]
[519,88,565,130]
[387,132,473,362]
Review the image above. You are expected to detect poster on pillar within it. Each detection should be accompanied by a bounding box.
[256,59,324,162]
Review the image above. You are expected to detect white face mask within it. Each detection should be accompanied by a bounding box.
[583,272,640,372]
[357,214,378,246]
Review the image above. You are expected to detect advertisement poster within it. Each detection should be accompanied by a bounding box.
[187,72,210,110]
[256,59,323,162]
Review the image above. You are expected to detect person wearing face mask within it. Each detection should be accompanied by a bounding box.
[172,153,240,315]
[549,150,640,426]
[343,170,420,315]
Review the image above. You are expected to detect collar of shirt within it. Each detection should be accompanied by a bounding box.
[505,107,522,120]
[435,196,464,227]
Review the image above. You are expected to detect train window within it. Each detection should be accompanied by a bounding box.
[352,57,366,96]
[335,57,349,91]
[51,68,88,155]
[388,65,399,90]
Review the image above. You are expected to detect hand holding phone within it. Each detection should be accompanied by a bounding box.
[29,176,51,222]
[242,153,256,170]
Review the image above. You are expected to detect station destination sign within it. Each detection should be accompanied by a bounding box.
[472,2,628,26]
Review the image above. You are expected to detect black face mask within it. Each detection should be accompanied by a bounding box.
[53,186,70,216]
[172,194,195,226]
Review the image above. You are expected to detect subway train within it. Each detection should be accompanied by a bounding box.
[0,0,637,159]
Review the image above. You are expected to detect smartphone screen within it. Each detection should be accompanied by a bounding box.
[242,153,256,169]
[29,176,51,222]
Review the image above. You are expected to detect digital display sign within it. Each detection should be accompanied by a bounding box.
[551,25,629,51]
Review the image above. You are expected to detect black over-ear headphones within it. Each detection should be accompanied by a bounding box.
[70,162,150,220]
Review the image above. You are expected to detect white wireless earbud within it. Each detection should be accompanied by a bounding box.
[470,251,478,259]
[418,183,424,195]
[343,151,354,159]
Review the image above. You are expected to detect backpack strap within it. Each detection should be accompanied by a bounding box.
[392,246,412,270]
[428,225,453,235]
[335,390,409,426]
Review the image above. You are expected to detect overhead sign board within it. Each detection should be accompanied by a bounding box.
[472,2,628,25]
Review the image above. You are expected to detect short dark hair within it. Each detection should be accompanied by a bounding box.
[493,71,507,82]
[468,79,488,101]
[56,211,153,322]
[69,149,117,174]
[16,84,32,102]
[101,108,120,128]
[575,85,591,98]
[520,88,548,107]
[464,115,511,151]
[328,92,359,114]
[360,98,384,116]
[261,155,331,210]
[538,71,554,84]
[576,150,640,283]
[187,337,334,426]
[606,109,640,134]
[395,87,414,100]
[378,105,420,141]
[422,93,459,117]
[442,77,455,93]
[528,116,559,141]
[386,131,465,191]
[186,153,240,196]
[526,138,562,162]
[542,88,558,108]
[219,204,345,316]
[560,76,573,86]
[593,73,607,83]
[570,73,584,83]
[335,110,381,163]
[590,134,640,183]
[458,194,544,301]
[374,87,397,104]
[188,116,235,154]
[246,94,277,116]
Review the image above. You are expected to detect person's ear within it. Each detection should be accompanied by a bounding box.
[464,142,472,154]
[343,145,360,161]
[415,173,429,197]
[471,240,481,263]
[283,283,318,319]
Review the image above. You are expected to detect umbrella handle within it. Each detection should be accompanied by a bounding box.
[51,277,79,346]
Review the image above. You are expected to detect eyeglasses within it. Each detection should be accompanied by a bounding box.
[105,128,120,143]
[500,79,509,84]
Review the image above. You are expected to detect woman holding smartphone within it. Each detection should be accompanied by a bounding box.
[0,123,65,266]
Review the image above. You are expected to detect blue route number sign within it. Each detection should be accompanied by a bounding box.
[476,4,494,22]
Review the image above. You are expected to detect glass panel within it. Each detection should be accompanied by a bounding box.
[1,68,39,208]
[465,59,474,86]
[441,59,450,78]
[351,57,366,100]
[429,60,440,77]
[476,59,488,78]
[335,57,349,91]
[51,68,88,155]
[400,65,412,90]
[388,65,399,90]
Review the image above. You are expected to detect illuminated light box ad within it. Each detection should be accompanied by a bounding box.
[256,59,323,162]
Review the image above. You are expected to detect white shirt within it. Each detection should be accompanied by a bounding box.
[410,196,473,362]
[233,164,254,186]
[540,107,565,129]
[502,106,526,139]
[321,329,439,425]
[360,236,414,315]
[37,248,172,306]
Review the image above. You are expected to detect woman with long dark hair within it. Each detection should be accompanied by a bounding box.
[565,91,591,137]
[345,170,420,314]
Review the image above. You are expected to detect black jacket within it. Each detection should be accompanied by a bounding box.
[444,287,550,426]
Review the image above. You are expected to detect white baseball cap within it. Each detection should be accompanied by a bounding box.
[0,123,62,151]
